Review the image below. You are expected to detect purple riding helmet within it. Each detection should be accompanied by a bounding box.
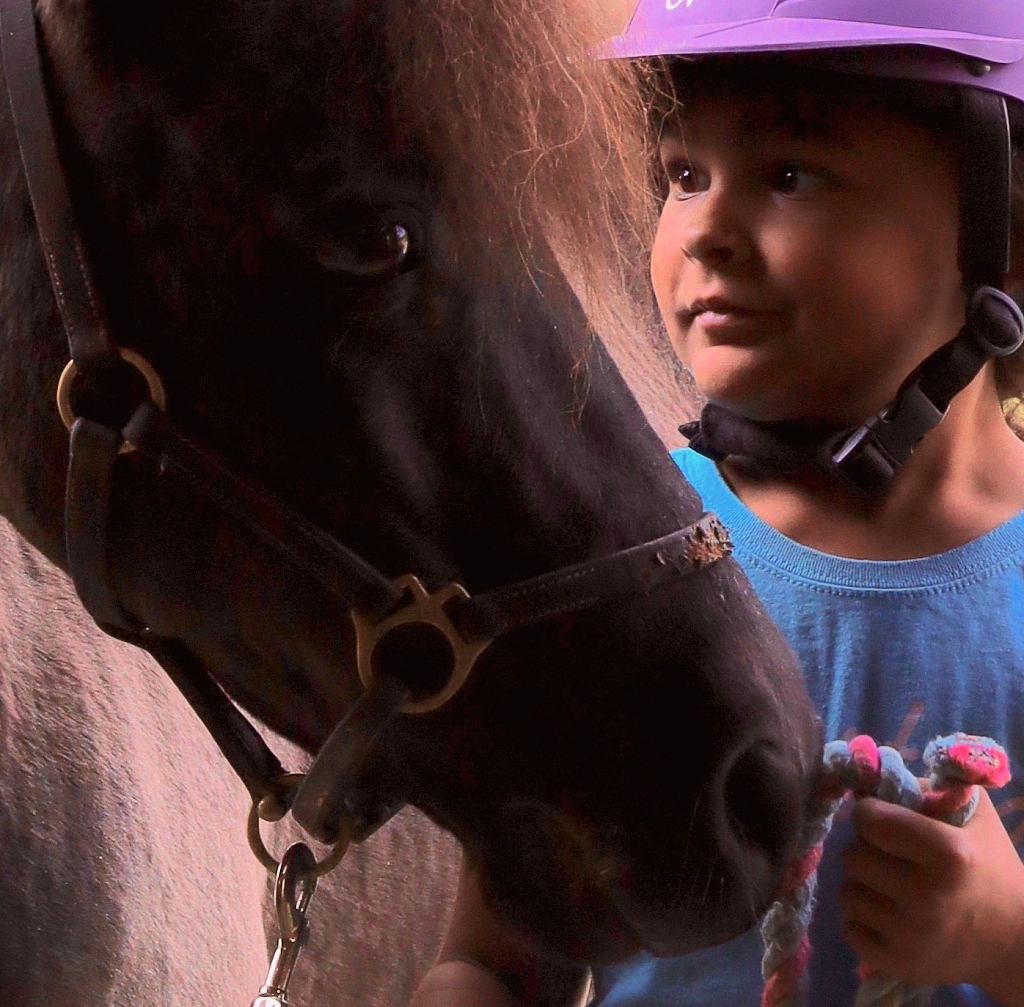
[607,1,1024,497]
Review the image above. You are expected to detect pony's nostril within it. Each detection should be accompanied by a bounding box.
[720,740,800,863]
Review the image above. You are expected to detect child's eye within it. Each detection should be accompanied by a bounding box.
[665,161,708,198]
[769,162,824,198]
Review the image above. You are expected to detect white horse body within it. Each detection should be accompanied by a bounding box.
[0,515,460,1004]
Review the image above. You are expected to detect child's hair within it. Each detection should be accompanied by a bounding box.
[650,54,1024,435]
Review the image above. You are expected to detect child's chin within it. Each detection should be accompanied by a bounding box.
[693,360,787,422]
[694,343,839,423]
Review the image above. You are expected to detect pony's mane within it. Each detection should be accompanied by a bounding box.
[389,0,659,349]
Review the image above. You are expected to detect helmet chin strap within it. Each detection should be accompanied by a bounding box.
[682,86,1024,498]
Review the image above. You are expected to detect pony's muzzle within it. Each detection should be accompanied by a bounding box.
[718,736,806,869]
[599,735,810,957]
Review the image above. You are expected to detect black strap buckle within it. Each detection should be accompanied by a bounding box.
[829,287,1024,497]
[829,384,945,496]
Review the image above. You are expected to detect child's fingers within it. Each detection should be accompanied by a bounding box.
[839,878,901,936]
[841,837,914,901]
[842,918,889,967]
[851,795,964,868]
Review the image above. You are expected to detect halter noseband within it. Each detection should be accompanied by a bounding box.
[0,0,731,850]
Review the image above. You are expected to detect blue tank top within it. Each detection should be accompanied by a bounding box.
[593,448,1024,1007]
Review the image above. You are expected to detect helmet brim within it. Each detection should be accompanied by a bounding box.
[606,16,1024,63]
[604,17,1024,102]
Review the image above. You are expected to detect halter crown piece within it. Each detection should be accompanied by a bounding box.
[0,0,734,896]
[608,0,1024,497]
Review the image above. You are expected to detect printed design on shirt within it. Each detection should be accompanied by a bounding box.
[834,699,1024,844]
[886,700,926,764]
[998,797,1024,846]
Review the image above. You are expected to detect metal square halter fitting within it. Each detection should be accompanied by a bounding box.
[351,574,491,715]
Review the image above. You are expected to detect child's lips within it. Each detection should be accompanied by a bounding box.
[690,309,771,341]
[684,296,782,339]
[686,295,769,318]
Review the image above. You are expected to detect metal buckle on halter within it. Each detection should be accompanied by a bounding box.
[248,772,350,876]
[288,578,492,845]
[351,574,491,715]
[56,348,167,454]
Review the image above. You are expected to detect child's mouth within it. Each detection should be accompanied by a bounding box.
[692,307,767,340]
[684,294,785,341]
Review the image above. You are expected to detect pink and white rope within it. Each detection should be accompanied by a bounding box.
[760,733,1010,1007]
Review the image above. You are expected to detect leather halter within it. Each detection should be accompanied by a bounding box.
[0,0,731,847]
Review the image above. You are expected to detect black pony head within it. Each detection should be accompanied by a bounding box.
[0,0,820,962]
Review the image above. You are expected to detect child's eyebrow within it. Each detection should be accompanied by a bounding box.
[660,97,851,152]
[744,99,848,146]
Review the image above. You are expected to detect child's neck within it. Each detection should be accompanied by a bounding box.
[718,369,1024,560]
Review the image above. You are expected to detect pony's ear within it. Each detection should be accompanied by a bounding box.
[41,0,276,78]
[42,0,373,93]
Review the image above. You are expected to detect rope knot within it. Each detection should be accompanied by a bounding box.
[760,733,1009,1007]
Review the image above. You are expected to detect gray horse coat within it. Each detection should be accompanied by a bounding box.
[0,515,460,1004]
[0,290,693,1004]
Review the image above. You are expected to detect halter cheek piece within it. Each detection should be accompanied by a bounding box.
[0,0,732,852]
[682,83,1024,497]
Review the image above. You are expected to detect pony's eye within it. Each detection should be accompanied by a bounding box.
[317,220,414,279]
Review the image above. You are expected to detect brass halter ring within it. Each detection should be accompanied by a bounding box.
[247,773,350,878]
[56,348,167,454]
[351,574,491,715]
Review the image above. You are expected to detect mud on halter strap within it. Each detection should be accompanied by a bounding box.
[0,0,731,851]
[682,84,1024,498]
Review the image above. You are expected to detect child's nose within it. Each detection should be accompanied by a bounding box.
[681,188,753,269]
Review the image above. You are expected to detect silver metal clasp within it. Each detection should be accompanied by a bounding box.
[250,843,318,1007]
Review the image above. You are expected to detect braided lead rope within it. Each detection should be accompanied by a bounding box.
[760,736,918,1007]
[761,733,1010,1007]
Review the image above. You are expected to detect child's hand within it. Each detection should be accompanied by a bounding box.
[839,787,1024,996]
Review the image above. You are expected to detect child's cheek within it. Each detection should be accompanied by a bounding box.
[650,221,674,298]
[651,219,685,336]
[651,245,684,352]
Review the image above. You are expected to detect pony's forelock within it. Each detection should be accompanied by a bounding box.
[388,0,659,355]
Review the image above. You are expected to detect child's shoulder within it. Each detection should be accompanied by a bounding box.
[670,445,1024,582]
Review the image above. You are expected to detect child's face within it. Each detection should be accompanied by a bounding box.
[652,85,965,424]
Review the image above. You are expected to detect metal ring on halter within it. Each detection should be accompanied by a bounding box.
[247,774,351,878]
[56,348,168,454]
[351,574,492,715]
